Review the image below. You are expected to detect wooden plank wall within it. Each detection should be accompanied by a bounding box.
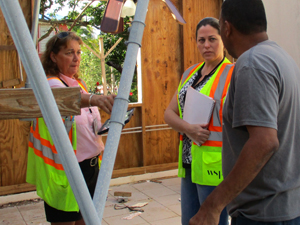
[141,0,183,166]
[183,0,225,69]
[0,0,226,195]
[0,0,33,194]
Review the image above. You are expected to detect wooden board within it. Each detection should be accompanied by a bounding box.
[141,0,182,166]
[182,0,223,69]
[0,0,33,191]
[0,87,81,119]
[101,106,143,170]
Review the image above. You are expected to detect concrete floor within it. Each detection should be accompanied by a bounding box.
[0,177,182,225]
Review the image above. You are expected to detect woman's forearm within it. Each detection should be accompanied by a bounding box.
[164,108,189,134]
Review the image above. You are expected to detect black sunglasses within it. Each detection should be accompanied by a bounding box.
[52,31,71,49]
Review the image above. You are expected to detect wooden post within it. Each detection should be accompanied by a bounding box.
[99,37,107,95]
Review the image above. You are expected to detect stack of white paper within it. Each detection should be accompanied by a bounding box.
[183,86,215,145]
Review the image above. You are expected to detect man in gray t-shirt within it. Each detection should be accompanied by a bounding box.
[190,1,300,225]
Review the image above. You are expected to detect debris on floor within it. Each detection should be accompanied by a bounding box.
[122,211,143,220]
[114,191,132,203]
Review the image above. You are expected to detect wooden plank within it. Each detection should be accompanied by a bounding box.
[112,162,178,178]
[0,45,16,51]
[182,0,223,69]
[0,183,36,196]
[2,78,20,88]
[100,0,125,33]
[141,0,182,166]
[0,87,81,119]
[101,106,143,170]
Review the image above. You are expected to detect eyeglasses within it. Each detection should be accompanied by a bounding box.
[52,31,71,50]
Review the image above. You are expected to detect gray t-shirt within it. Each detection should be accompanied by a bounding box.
[223,40,300,222]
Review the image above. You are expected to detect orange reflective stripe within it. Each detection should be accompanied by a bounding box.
[33,147,64,170]
[28,141,33,148]
[183,63,202,84]
[32,126,58,154]
[208,125,222,132]
[202,140,222,147]
[77,80,88,93]
[219,65,234,126]
[209,63,230,98]
[47,77,60,81]
[208,63,232,132]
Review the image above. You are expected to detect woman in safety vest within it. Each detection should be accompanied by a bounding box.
[26,31,115,225]
[164,17,234,225]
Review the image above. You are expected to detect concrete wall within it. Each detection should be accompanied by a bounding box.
[263,0,300,67]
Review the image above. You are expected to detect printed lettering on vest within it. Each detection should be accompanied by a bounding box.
[207,170,222,180]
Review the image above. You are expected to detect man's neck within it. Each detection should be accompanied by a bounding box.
[235,32,269,58]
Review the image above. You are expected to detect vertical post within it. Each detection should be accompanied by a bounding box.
[0,1,101,224]
[93,0,150,221]
[99,37,107,95]
[111,66,115,93]
[31,0,41,46]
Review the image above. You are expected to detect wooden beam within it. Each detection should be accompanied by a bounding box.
[99,37,108,95]
[1,78,20,88]
[104,37,123,59]
[82,41,101,59]
[0,87,81,120]
[0,45,16,51]
[0,183,36,196]
[112,162,178,178]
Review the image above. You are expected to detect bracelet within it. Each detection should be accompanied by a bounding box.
[89,94,94,107]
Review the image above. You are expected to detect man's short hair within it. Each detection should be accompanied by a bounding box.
[221,0,267,35]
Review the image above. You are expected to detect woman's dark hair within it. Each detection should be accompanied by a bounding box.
[221,0,267,35]
[196,17,220,40]
[41,31,83,78]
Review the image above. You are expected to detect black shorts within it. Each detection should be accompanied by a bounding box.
[44,155,99,223]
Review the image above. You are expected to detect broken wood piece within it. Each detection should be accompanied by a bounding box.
[122,212,142,220]
[114,191,132,197]
[130,202,148,208]
[1,78,20,88]
[101,0,125,33]
[162,0,186,25]
[0,87,81,120]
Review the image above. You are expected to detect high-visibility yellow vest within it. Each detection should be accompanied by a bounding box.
[26,76,78,212]
[177,58,234,186]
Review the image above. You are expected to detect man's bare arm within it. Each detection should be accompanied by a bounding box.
[189,126,279,225]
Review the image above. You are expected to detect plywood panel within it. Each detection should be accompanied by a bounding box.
[0,0,32,189]
[182,0,223,69]
[142,0,183,126]
[141,0,182,166]
[144,129,178,166]
[101,106,143,170]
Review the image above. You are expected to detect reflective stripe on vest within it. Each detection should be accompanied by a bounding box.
[47,76,88,93]
[28,117,75,170]
[176,58,234,184]
[201,64,234,146]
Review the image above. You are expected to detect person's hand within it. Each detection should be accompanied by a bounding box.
[189,206,220,225]
[185,123,210,144]
[92,94,116,114]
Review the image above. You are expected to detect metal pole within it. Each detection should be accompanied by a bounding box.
[31,0,41,46]
[93,0,150,221]
[0,1,100,224]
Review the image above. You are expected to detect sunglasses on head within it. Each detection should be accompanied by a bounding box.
[52,31,71,49]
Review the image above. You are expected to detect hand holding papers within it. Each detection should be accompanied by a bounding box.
[183,86,215,145]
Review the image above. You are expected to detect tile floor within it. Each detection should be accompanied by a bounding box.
[0,177,182,225]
